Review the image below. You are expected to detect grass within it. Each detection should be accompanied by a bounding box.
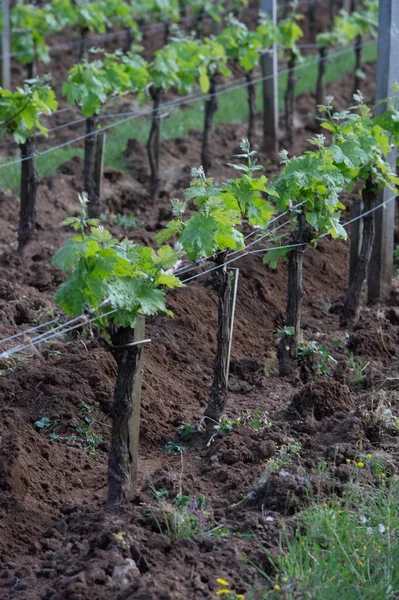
[0,42,377,191]
[255,472,399,600]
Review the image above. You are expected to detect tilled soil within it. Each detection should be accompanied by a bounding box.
[1,64,399,600]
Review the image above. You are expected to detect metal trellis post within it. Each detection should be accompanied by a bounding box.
[260,0,278,153]
[0,0,11,89]
[367,0,399,303]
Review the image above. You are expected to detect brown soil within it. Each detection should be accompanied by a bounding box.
[0,22,395,600]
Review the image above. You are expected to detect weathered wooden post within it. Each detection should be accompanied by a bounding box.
[260,0,278,153]
[94,133,106,207]
[0,0,11,89]
[349,199,363,284]
[367,0,399,303]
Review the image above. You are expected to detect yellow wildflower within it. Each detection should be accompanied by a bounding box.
[237,596,245,600]
[216,590,232,596]
[346,459,351,464]
[367,453,372,458]
[217,579,229,587]
[357,462,365,468]
[323,503,328,508]
[359,561,364,567]
[281,577,288,583]
[273,584,281,591]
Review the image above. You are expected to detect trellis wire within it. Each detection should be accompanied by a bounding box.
[0,0,327,62]
[1,189,398,360]
[0,38,375,171]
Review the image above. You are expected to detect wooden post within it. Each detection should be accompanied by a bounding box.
[107,316,145,507]
[226,268,239,374]
[0,0,11,89]
[260,0,278,153]
[349,199,363,284]
[94,132,106,205]
[128,316,145,498]
[367,0,399,303]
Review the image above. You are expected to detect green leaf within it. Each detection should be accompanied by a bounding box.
[155,273,184,288]
[263,247,290,269]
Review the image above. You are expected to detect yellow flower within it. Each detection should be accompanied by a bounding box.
[281,577,288,582]
[367,453,372,458]
[216,590,232,596]
[323,503,328,508]
[337,510,342,514]
[357,462,365,468]
[273,584,281,591]
[363,545,367,550]
[359,561,364,567]
[217,579,229,587]
[237,596,245,599]
[346,458,351,464]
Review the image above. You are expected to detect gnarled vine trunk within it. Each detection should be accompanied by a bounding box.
[204,257,235,429]
[341,177,376,326]
[147,87,163,201]
[18,136,39,252]
[308,0,318,42]
[202,74,218,176]
[278,212,311,376]
[316,46,327,109]
[246,70,256,148]
[79,27,89,60]
[353,34,363,95]
[284,50,297,146]
[107,319,145,508]
[85,116,102,218]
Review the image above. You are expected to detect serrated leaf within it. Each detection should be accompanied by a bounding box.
[263,247,290,269]
[155,273,183,288]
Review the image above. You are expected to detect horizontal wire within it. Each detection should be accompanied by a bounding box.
[0,0,321,62]
[0,39,374,172]
[1,191,397,360]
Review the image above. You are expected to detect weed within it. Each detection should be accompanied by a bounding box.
[34,416,54,431]
[150,491,210,541]
[214,578,245,599]
[163,440,186,455]
[297,340,336,379]
[100,212,138,230]
[35,402,103,457]
[348,352,369,385]
[268,440,302,472]
[243,408,272,431]
[202,414,242,446]
[177,424,194,441]
[254,476,399,599]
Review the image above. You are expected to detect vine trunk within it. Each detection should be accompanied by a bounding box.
[85,116,102,218]
[202,74,218,176]
[107,320,145,507]
[147,87,163,201]
[18,136,39,252]
[278,212,311,376]
[341,177,376,326]
[204,256,235,430]
[284,50,297,147]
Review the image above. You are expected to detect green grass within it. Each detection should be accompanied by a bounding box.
[0,42,377,191]
[255,472,399,600]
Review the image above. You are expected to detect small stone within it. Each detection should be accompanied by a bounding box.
[29,542,41,555]
[60,500,76,515]
[112,559,140,588]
